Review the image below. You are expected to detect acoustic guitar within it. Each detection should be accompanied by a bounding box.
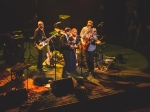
[45,44,54,67]
[81,29,94,51]
[81,37,90,51]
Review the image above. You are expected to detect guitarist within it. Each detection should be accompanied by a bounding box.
[34,21,47,72]
[80,20,98,74]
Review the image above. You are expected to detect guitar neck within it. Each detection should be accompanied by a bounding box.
[44,33,57,43]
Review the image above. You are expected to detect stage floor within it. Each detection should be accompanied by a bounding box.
[0,42,150,112]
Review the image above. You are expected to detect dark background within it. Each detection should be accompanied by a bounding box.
[0,0,150,42]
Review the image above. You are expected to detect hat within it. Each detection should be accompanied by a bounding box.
[87,20,93,26]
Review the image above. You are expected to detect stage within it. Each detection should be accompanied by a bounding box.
[0,42,150,112]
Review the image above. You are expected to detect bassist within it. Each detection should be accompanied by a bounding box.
[34,21,47,72]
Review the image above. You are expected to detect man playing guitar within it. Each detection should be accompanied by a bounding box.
[80,20,98,74]
[34,21,47,72]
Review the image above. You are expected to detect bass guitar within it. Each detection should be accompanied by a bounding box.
[35,33,58,50]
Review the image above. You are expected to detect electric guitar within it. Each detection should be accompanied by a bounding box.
[35,33,58,50]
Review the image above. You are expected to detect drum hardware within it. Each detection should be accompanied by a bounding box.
[95,40,108,71]
[52,50,64,65]
[49,30,62,80]
[54,28,65,35]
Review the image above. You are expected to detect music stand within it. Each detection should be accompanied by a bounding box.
[27,37,37,62]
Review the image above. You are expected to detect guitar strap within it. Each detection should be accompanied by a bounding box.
[41,29,46,39]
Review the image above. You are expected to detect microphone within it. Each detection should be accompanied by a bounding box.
[54,21,62,27]
[97,22,103,27]
[55,21,61,25]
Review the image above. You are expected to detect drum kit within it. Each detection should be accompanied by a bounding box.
[54,28,65,35]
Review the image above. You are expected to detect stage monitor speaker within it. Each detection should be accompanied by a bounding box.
[59,15,70,30]
[5,89,28,103]
[34,76,54,86]
[51,78,74,97]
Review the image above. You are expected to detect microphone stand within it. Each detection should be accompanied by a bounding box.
[80,46,83,76]
[27,37,37,62]
[50,38,57,80]
[100,24,103,37]
[96,22,104,70]
[97,22,103,38]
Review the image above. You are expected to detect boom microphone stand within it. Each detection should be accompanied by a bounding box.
[97,22,104,38]
[97,22,105,70]
[80,45,83,76]
[27,37,37,62]
[50,38,57,80]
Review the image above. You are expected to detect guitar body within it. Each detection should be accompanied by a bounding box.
[81,38,90,51]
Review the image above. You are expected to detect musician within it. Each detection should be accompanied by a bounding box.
[80,20,98,73]
[34,21,47,72]
[59,27,71,78]
[68,28,80,75]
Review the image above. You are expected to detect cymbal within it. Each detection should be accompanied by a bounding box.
[54,28,65,35]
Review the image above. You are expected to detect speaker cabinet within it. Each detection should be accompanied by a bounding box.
[51,78,74,97]
[5,89,28,103]
[3,37,25,66]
